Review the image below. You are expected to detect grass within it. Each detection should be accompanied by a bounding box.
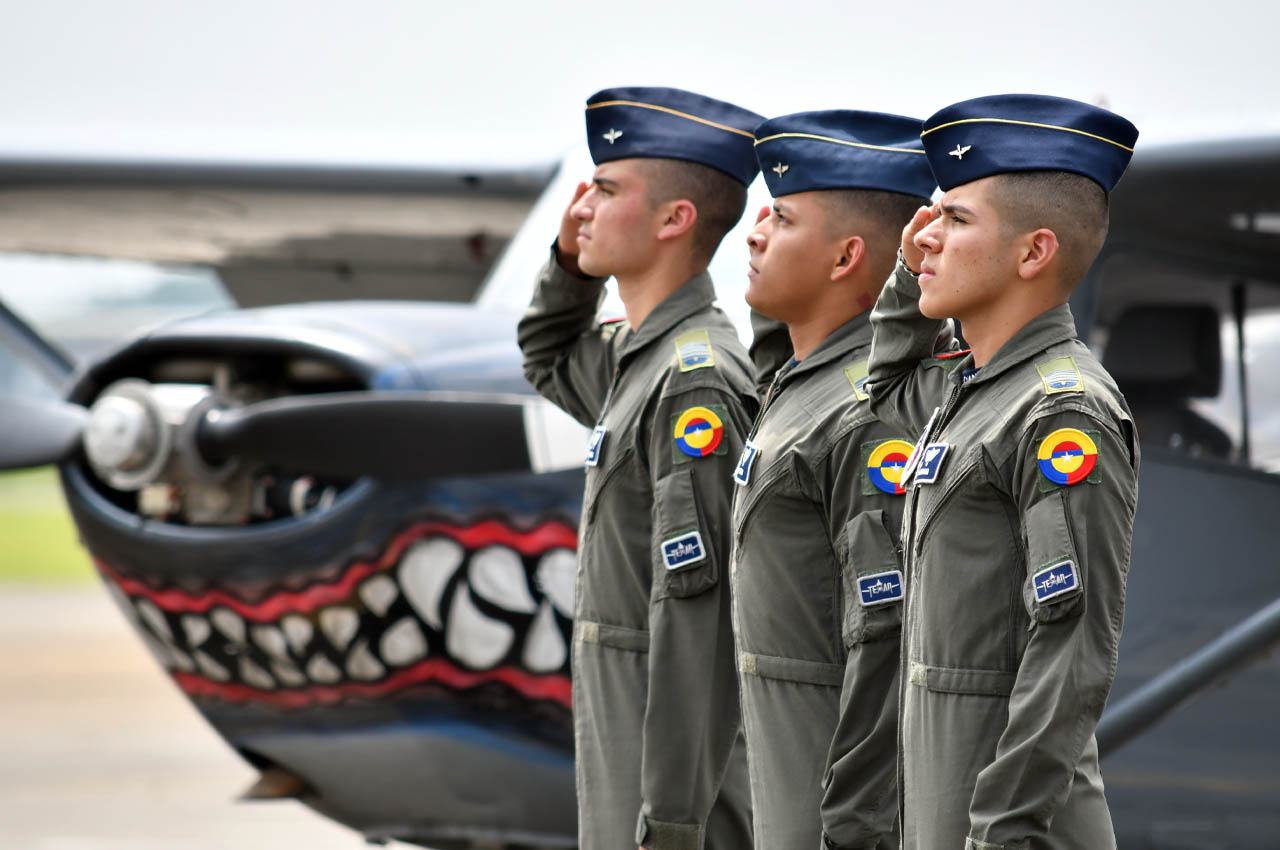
[0,467,95,583]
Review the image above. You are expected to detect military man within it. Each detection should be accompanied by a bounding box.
[866,94,1141,849]
[517,87,761,850]
[729,110,935,850]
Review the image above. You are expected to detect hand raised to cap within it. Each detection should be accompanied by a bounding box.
[900,203,939,275]
[555,180,591,278]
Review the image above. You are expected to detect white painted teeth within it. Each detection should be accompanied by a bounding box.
[319,606,359,651]
[104,528,578,698]
[380,617,428,667]
[135,598,173,643]
[251,624,290,660]
[211,607,246,645]
[239,657,277,690]
[536,548,577,617]
[272,660,306,687]
[523,600,567,673]
[359,574,399,617]
[194,650,230,681]
[400,537,463,630]
[182,614,211,646]
[282,614,313,654]
[446,581,514,669]
[469,546,537,614]
[306,654,342,684]
[346,638,385,681]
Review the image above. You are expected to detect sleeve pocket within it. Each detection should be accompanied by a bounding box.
[1022,491,1085,624]
[652,467,719,600]
[841,509,904,648]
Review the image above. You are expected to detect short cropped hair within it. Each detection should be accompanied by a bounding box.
[988,171,1109,287]
[815,189,931,286]
[635,158,749,266]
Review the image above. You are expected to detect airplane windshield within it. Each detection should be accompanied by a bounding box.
[0,253,231,385]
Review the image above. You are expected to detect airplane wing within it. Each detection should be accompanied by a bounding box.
[0,155,556,308]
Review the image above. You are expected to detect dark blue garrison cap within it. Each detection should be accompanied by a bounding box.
[585,86,764,186]
[754,110,936,200]
[920,94,1139,192]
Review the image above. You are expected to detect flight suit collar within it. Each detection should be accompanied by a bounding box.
[779,311,873,386]
[620,271,716,358]
[950,302,1079,388]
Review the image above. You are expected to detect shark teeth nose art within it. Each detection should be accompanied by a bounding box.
[95,519,578,709]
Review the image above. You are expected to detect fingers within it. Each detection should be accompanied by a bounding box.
[754,205,770,225]
[900,204,938,274]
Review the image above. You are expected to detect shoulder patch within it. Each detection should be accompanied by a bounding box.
[1037,356,1085,395]
[843,359,871,401]
[857,569,904,607]
[862,438,914,495]
[1032,559,1079,603]
[662,530,706,570]
[1036,427,1100,489]
[672,404,729,463]
[674,329,716,372]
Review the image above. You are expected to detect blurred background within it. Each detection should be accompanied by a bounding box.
[2,0,1279,847]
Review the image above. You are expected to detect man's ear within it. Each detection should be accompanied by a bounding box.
[830,234,866,282]
[655,199,698,242]
[1016,228,1059,280]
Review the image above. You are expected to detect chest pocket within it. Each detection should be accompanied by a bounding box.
[841,509,904,648]
[584,444,636,523]
[911,444,986,547]
[653,467,718,600]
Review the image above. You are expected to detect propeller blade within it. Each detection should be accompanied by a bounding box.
[198,391,534,481]
[0,396,88,470]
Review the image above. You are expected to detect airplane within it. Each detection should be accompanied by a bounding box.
[1,133,1279,849]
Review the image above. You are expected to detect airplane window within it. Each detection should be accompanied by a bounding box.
[0,253,232,365]
[1192,309,1280,473]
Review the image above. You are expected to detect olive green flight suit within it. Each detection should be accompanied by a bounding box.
[518,250,756,850]
[730,313,907,850]
[866,260,1140,850]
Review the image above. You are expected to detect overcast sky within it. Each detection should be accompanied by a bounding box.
[0,0,1277,167]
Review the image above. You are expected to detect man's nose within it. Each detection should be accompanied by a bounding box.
[914,218,941,253]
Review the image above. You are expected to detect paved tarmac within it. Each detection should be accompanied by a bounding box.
[0,585,407,849]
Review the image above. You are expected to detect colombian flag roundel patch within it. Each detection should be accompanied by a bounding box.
[1037,428,1098,486]
[867,439,914,495]
[673,406,725,458]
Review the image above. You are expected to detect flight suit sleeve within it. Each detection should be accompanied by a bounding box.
[516,246,619,427]
[748,309,792,396]
[965,409,1139,850]
[866,258,959,435]
[818,429,902,850]
[635,382,752,850]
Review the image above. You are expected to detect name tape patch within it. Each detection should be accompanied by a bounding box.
[585,425,607,467]
[1032,559,1079,603]
[662,530,706,571]
[734,440,760,486]
[858,569,905,607]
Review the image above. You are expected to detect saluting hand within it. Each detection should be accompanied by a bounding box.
[900,203,939,275]
[555,180,591,278]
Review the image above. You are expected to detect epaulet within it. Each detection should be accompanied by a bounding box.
[924,348,972,372]
[1034,355,1085,395]
[842,359,872,401]
[673,328,716,372]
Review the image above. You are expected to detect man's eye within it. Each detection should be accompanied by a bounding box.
[950,214,965,224]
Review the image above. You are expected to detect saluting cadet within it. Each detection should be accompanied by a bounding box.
[730,110,935,850]
[517,87,761,850]
[866,94,1141,850]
